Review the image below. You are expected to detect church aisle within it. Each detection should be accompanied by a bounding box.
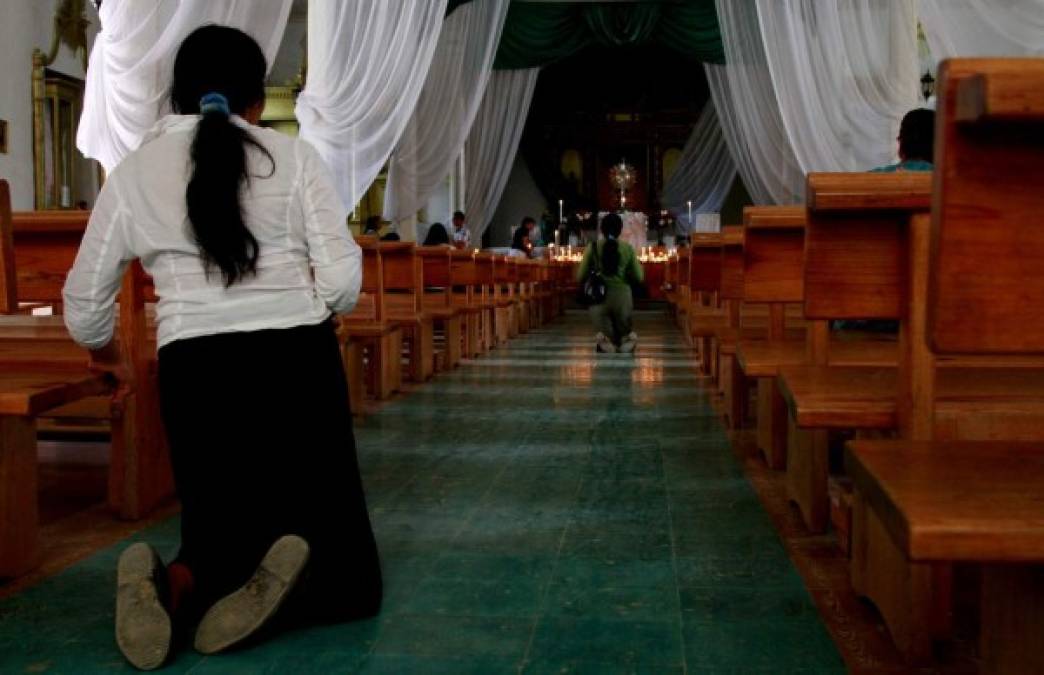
[0,311,843,673]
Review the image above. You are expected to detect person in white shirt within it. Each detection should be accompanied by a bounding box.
[63,26,381,669]
[451,210,471,249]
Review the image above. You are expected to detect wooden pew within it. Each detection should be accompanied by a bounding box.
[380,241,434,383]
[777,172,934,533]
[736,206,807,468]
[845,57,1044,670]
[664,248,687,328]
[449,249,484,358]
[339,235,402,403]
[417,246,463,372]
[714,224,808,429]
[474,253,497,352]
[0,197,171,576]
[686,233,724,376]
[493,256,519,346]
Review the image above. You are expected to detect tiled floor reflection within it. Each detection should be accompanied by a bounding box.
[0,311,843,673]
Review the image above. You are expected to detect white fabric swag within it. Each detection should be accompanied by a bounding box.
[757,0,921,173]
[382,0,511,224]
[77,0,292,172]
[920,0,1044,62]
[661,102,737,229]
[708,0,803,205]
[295,0,448,213]
[462,68,540,242]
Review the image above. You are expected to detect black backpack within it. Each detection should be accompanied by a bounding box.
[579,242,608,306]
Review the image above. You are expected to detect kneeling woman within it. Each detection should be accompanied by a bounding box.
[576,214,644,353]
[63,26,381,669]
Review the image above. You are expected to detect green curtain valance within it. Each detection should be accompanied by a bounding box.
[446,1,725,68]
[494,2,725,69]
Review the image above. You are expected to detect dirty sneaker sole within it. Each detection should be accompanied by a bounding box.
[115,542,172,671]
[193,535,310,655]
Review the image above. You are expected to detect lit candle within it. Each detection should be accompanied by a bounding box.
[558,199,564,224]
[621,195,627,210]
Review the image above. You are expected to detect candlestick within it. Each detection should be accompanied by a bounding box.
[558,199,564,224]
[687,201,693,230]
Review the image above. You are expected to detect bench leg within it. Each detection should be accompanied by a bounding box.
[726,356,747,430]
[850,488,950,665]
[981,565,1044,674]
[406,322,434,383]
[756,378,788,470]
[444,316,462,369]
[343,339,366,415]
[0,416,40,577]
[465,313,481,359]
[785,416,829,533]
[109,378,174,520]
[482,309,494,352]
[374,329,403,400]
[509,303,519,338]
[494,307,510,347]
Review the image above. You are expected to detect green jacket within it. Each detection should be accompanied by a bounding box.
[576,240,643,288]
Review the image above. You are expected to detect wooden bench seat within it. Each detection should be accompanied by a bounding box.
[0,370,115,576]
[847,441,1044,673]
[737,337,897,378]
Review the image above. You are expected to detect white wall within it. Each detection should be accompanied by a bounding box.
[487,155,545,247]
[0,0,100,210]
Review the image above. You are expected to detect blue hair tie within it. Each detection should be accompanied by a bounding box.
[199,92,230,117]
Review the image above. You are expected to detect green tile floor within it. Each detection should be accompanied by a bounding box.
[0,311,844,673]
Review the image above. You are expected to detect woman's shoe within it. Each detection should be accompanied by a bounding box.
[595,333,617,353]
[194,535,310,655]
[619,332,638,353]
[115,543,173,671]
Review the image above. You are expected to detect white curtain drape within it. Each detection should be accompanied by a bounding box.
[757,0,921,173]
[919,0,1044,61]
[295,1,447,212]
[661,103,737,230]
[77,0,292,172]
[462,68,539,241]
[382,0,510,224]
[708,0,803,204]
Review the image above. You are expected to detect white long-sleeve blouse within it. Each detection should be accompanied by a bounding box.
[63,115,361,350]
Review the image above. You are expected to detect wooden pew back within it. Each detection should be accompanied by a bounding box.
[929,58,1044,355]
[804,172,932,320]
[743,206,806,304]
[689,233,723,293]
[720,226,744,302]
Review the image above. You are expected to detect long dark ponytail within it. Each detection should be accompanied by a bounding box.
[170,25,272,287]
[600,213,623,276]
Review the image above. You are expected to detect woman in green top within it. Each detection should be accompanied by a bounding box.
[577,213,644,353]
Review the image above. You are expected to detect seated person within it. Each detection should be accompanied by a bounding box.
[451,211,471,249]
[379,232,401,242]
[508,222,531,258]
[871,108,935,173]
[839,108,936,333]
[423,222,450,246]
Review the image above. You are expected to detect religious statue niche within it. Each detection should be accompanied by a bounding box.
[32,0,99,210]
[608,159,637,212]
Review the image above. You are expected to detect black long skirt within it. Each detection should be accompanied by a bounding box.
[157,319,382,623]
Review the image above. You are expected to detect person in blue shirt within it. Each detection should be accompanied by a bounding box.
[871,108,935,173]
